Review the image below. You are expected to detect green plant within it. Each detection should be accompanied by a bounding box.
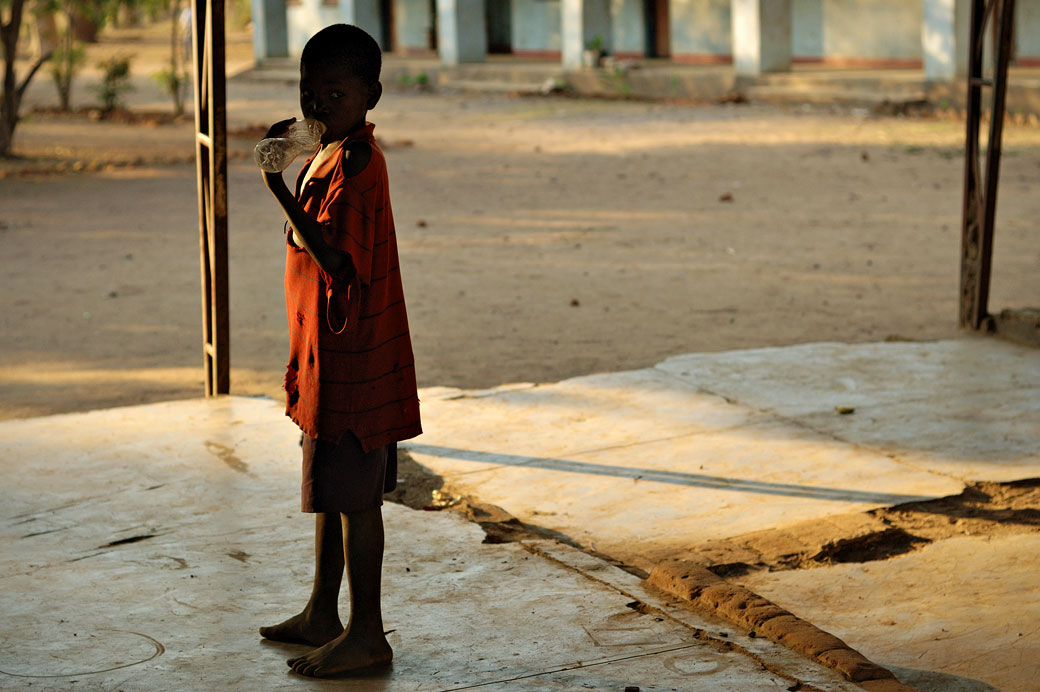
[153,67,187,116]
[96,54,133,112]
[586,34,605,53]
[398,72,430,89]
[599,66,631,97]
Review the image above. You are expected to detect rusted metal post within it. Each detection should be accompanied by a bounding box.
[192,0,230,395]
[959,0,1015,330]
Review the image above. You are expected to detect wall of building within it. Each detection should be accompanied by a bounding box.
[287,2,339,55]
[669,0,729,60]
[661,0,924,64]
[394,0,431,50]
[792,0,823,58]
[511,0,561,55]
[611,0,645,56]
[280,0,1036,67]
[816,0,921,62]
[1017,0,1040,59]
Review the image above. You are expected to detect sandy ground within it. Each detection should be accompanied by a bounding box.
[2,27,1040,422]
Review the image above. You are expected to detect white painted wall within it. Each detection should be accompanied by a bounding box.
[611,0,645,55]
[437,0,488,63]
[1017,0,1040,58]
[732,0,791,75]
[287,1,339,55]
[252,0,290,59]
[669,0,730,57]
[278,0,1031,67]
[668,0,924,62]
[792,0,822,57]
[394,0,432,50]
[819,0,921,61]
[512,0,562,54]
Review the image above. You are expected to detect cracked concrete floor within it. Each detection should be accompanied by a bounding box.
[0,396,862,692]
[405,338,1040,692]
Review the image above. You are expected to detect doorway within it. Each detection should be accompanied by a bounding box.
[644,0,669,57]
[486,0,512,53]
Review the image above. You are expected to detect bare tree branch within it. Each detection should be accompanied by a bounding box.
[17,50,53,100]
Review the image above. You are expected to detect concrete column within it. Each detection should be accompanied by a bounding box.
[922,0,971,82]
[339,0,384,48]
[436,0,487,64]
[561,0,612,70]
[731,0,791,76]
[250,0,289,59]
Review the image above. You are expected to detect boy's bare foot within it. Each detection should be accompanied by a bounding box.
[259,611,344,647]
[287,628,393,677]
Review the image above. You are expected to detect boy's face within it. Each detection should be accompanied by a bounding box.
[299,62,381,144]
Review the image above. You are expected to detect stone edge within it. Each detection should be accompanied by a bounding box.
[646,561,923,692]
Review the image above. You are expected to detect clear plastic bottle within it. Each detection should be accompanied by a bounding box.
[254,118,326,173]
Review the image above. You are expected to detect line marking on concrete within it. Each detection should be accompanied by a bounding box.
[407,443,929,503]
[0,630,164,679]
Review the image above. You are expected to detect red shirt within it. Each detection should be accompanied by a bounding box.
[283,123,421,452]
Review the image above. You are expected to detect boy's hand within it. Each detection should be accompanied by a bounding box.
[264,117,296,139]
[261,118,298,190]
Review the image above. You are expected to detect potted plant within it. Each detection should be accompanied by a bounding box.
[582,35,606,68]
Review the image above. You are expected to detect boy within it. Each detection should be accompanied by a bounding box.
[258,24,421,678]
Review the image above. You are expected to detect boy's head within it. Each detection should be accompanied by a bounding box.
[299,24,382,143]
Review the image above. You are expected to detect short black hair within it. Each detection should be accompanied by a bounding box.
[301,24,381,85]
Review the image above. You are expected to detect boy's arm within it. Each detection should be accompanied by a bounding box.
[263,170,352,279]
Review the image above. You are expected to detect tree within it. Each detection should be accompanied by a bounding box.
[153,0,187,116]
[49,0,86,111]
[2,0,53,156]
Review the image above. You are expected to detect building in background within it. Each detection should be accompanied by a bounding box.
[251,0,1040,79]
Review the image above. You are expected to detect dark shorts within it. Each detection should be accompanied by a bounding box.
[301,432,398,514]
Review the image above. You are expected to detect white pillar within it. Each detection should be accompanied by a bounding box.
[339,0,384,49]
[922,0,971,82]
[731,0,791,76]
[436,0,486,64]
[251,0,289,59]
[561,0,612,70]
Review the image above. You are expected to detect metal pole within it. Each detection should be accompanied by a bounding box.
[959,0,1015,331]
[192,0,230,395]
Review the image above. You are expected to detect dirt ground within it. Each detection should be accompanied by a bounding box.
[2,26,1040,424]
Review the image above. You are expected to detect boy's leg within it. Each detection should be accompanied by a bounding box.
[288,506,393,677]
[259,512,346,646]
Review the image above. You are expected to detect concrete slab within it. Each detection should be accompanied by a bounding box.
[657,339,1040,482]
[408,415,955,566]
[0,398,859,691]
[403,338,1039,692]
[406,339,1038,569]
[738,534,1040,692]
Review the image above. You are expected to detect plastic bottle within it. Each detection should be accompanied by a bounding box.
[254,118,326,173]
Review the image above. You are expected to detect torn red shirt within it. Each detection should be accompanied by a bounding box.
[283,122,421,452]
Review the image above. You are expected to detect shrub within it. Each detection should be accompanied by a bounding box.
[96,54,134,112]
